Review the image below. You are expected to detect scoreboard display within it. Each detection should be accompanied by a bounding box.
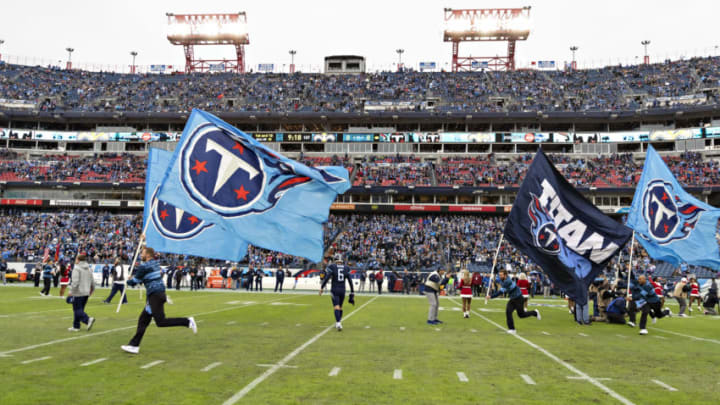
[282,133,312,142]
[252,133,277,142]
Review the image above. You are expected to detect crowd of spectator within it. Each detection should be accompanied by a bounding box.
[0,153,145,182]
[1,56,719,114]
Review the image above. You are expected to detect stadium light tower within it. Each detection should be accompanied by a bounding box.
[66,47,74,70]
[130,51,138,74]
[289,49,297,73]
[444,7,531,72]
[396,48,404,71]
[569,46,578,70]
[641,40,651,64]
[167,12,249,73]
[0,39,4,62]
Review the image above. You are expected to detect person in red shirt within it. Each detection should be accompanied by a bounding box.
[58,261,71,297]
[649,276,665,309]
[689,277,702,313]
[471,271,483,297]
[459,268,473,318]
[517,273,530,310]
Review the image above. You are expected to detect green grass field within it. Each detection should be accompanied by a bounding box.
[1,285,719,405]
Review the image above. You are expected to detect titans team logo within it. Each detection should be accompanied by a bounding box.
[528,193,592,279]
[180,123,344,217]
[151,189,212,240]
[642,179,704,244]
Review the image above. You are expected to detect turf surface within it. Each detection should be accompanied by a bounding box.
[1,285,719,405]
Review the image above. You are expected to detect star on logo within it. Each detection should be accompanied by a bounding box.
[159,210,169,221]
[234,185,250,201]
[191,160,208,175]
[188,216,199,225]
[232,142,244,154]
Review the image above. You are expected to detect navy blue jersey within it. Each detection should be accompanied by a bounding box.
[321,264,354,293]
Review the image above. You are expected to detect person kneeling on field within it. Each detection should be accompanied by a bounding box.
[605,293,630,325]
[121,247,197,355]
[488,269,540,334]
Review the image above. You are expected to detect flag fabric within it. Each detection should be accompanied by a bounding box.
[503,149,632,305]
[626,145,720,269]
[156,109,350,262]
[144,148,248,262]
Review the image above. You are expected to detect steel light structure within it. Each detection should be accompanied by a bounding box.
[167,12,249,73]
[443,7,531,72]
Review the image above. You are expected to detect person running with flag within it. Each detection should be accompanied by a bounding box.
[628,274,672,335]
[488,269,541,334]
[121,247,197,354]
[319,254,354,331]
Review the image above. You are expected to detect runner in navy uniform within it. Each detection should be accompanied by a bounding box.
[319,257,355,331]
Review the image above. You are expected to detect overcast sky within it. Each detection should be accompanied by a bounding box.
[1,0,718,73]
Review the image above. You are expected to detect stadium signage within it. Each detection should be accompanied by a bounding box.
[330,203,355,210]
[394,204,442,212]
[127,201,145,207]
[98,200,122,207]
[0,199,42,206]
[448,205,496,212]
[257,63,274,72]
[49,199,92,207]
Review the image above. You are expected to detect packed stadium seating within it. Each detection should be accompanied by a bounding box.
[1,56,719,113]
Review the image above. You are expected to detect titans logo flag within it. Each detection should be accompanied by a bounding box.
[504,150,632,305]
[144,148,248,262]
[156,109,350,262]
[626,145,720,269]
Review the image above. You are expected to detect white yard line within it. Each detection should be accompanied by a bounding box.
[201,362,222,372]
[222,296,378,405]
[80,358,107,367]
[567,376,612,381]
[651,379,678,391]
[450,298,635,405]
[365,325,371,329]
[140,360,164,369]
[399,327,405,331]
[456,372,468,382]
[0,295,297,357]
[328,367,341,377]
[541,331,551,336]
[653,336,667,340]
[256,364,298,369]
[470,329,478,333]
[649,327,720,345]
[21,356,51,364]
[578,333,589,337]
[393,369,403,380]
[615,334,628,339]
[521,374,536,385]
[0,308,68,317]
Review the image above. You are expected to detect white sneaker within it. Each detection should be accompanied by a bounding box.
[639,329,648,335]
[679,313,688,318]
[87,317,95,331]
[627,322,636,327]
[536,310,541,321]
[121,345,139,354]
[507,329,517,335]
[666,309,673,317]
[188,317,197,334]
[336,322,343,331]
[652,317,657,324]
[68,327,80,332]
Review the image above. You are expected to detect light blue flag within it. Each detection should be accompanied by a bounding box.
[144,148,248,262]
[156,109,350,262]
[626,145,720,269]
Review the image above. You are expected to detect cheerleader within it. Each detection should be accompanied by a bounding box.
[689,277,702,312]
[58,261,71,297]
[517,273,530,310]
[459,268,473,318]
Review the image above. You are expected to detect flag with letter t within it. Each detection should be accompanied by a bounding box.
[504,149,632,305]
[626,145,720,269]
[156,109,350,262]
[144,148,248,262]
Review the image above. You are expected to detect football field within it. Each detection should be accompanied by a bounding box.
[1,286,719,405]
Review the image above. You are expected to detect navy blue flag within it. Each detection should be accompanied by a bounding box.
[157,109,350,262]
[503,150,632,304]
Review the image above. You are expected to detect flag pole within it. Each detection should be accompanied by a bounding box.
[116,199,157,313]
[625,231,636,298]
[485,234,505,305]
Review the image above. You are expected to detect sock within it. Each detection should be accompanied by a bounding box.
[334,309,342,322]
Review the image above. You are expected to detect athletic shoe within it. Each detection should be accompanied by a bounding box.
[188,317,197,334]
[434,320,444,324]
[39,292,44,297]
[121,345,139,354]
[68,327,80,332]
[102,300,109,304]
[652,317,657,324]
[87,317,95,331]
[336,322,343,331]
[627,322,636,327]
[678,313,688,318]
[639,329,648,335]
[427,320,435,325]
[535,310,541,321]
[666,309,673,317]
[507,329,517,335]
